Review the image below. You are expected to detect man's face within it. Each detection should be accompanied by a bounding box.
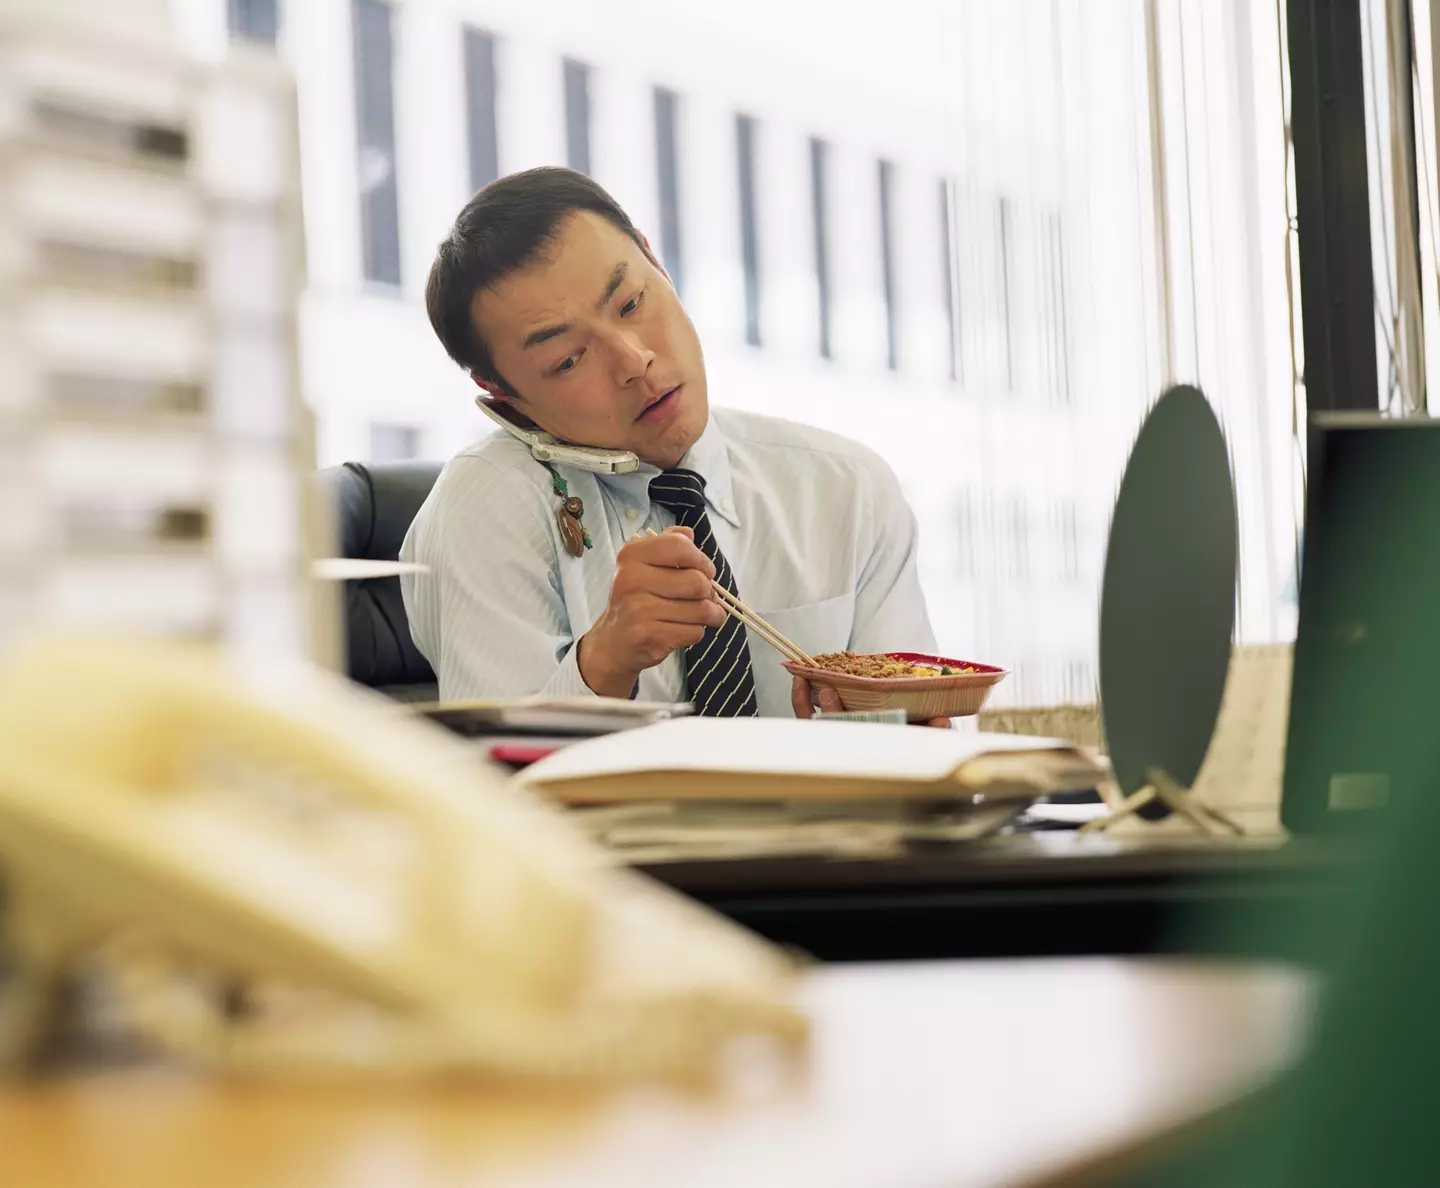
[472,211,709,469]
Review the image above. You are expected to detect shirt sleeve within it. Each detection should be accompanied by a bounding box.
[399,456,600,702]
[846,455,939,656]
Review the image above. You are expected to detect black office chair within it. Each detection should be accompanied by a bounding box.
[318,461,443,702]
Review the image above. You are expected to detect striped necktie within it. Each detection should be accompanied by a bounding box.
[648,469,759,717]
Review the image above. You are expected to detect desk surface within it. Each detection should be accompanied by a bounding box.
[0,959,1309,1188]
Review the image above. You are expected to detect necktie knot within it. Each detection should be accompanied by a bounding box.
[648,468,708,513]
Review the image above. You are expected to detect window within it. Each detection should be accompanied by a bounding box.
[228,0,279,44]
[351,0,401,287]
[464,28,500,192]
[998,196,1015,390]
[1057,502,1080,582]
[1041,210,1072,403]
[369,423,420,462]
[1063,661,1095,704]
[950,186,1014,393]
[809,137,833,359]
[940,179,959,382]
[563,58,591,175]
[956,492,979,579]
[878,159,899,371]
[653,87,684,295]
[1008,496,1030,582]
[735,114,762,347]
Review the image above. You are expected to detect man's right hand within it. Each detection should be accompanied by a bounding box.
[577,526,725,699]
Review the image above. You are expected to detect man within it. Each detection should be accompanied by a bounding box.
[402,166,940,721]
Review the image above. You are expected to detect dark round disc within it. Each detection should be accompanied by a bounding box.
[1099,385,1237,810]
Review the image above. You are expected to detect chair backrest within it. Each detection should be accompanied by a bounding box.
[318,461,442,699]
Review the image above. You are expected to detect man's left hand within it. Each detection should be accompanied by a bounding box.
[790,676,951,729]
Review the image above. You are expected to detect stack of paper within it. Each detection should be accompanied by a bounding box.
[571,798,1027,864]
[518,717,1107,805]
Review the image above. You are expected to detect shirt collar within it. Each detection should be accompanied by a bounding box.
[595,415,742,529]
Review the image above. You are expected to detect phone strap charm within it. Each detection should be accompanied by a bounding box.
[547,467,591,558]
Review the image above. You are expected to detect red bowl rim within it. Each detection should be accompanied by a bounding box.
[781,652,1009,684]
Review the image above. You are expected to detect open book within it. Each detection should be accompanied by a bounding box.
[519,717,1107,805]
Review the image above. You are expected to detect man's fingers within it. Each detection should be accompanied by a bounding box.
[791,676,815,719]
[624,531,716,580]
[630,565,713,602]
[633,592,726,627]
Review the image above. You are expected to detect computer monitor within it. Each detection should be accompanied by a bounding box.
[1282,414,1440,835]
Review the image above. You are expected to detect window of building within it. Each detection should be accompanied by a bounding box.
[810,137,833,360]
[369,423,420,462]
[940,178,959,382]
[351,0,401,287]
[1063,661,1095,704]
[228,0,279,44]
[1008,496,1030,582]
[949,185,1013,394]
[1057,502,1080,582]
[956,492,979,579]
[998,196,1016,390]
[736,113,762,347]
[464,28,500,192]
[563,58,591,175]
[1042,211,1072,403]
[653,87,684,295]
[878,159,899,371]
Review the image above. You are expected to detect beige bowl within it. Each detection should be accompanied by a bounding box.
[783,653,1009,723]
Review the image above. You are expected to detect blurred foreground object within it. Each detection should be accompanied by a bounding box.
[1083,706,1440,1188]
[0,960,1308,1188]
[0,1,336,667]
[0,633,804,1079]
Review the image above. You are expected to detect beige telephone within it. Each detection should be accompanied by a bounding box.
[0,633,804,1079]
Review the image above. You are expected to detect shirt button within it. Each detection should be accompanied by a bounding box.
[626,507,638,521]
[722,499,734,512]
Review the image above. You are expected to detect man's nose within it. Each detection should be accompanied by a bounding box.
[607,327,654,384]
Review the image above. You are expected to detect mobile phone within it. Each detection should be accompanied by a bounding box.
[476,396,640,475]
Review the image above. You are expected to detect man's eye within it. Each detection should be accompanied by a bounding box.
[620,291,645,317]
[554,353,581,374]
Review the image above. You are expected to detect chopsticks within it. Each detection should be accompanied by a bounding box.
[643,529,816,667]
[709,580,816,667]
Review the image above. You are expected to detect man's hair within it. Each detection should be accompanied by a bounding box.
[425,166,645,385]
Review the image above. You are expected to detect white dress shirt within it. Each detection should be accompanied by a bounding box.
[400,407,937,716]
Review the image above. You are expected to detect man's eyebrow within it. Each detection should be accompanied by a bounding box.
[519,263,630,349]
[598,262,628,308]
[521,323,570,349]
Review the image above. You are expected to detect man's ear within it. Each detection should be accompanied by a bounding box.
[472,374,516,404]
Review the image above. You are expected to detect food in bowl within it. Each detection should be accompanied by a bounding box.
[810,652,979,679]
[784,652,1008,721]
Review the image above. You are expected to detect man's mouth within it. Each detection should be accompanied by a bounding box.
[637,385,682,423]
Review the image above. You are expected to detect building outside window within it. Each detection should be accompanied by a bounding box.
[351,0,401,287]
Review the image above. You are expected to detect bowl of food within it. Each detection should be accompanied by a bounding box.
[783,652,1009,722]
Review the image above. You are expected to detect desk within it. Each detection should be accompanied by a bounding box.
[0,960,1309,1188]
[644,833,1361,962]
